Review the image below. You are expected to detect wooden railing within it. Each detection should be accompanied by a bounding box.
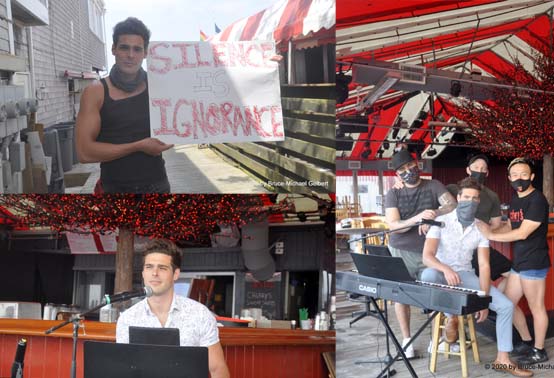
[211,84,335,193]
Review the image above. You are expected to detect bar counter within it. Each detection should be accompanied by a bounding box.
[0,319,335,378]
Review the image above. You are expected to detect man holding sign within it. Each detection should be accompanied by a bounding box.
[76,18,172,193]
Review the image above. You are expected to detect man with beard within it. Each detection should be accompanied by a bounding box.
[76,17,172,193]
[421,177,532,377]
[384,149,456,358]
[478,157,550,365]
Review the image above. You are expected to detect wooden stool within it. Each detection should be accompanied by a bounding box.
[429,312,480,378]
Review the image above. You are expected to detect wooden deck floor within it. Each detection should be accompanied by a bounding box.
[336,251,554,378]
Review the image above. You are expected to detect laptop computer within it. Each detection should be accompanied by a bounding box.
[350,252,414,282]
[84,341,208,378]
[129,326,180,346]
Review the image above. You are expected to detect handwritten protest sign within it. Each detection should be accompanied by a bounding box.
[147,41,285,144]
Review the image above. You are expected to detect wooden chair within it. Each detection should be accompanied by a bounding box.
[429,312,480,378]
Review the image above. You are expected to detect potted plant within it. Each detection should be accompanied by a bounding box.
[299,308,311,330]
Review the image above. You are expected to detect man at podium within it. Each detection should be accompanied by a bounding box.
[116,239,230,378]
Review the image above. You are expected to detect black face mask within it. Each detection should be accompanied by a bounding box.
[511,179,532,192]
[398,166,420,185]
[470,170,486,184]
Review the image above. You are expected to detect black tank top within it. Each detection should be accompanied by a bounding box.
[98,79,167,186]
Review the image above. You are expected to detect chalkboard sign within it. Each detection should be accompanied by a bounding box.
[244,273,281,320]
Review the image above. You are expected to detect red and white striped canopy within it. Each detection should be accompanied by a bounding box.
[210,0,335,48]
[336,0,554,161]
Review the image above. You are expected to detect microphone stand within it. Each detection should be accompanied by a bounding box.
[44,301,110,378]
[347,222,421,246]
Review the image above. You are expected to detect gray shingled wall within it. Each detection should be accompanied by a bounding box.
[0,1,11,53]
[31,0,106,126]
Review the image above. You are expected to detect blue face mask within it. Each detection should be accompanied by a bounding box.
[398,166,420,185]
[456,201,479,227]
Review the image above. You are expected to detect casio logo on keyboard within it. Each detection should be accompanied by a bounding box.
[358,284,377,294]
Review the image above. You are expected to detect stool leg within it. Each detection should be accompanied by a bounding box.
[458,316,468,378]
[444,316,451,359]
[429,312,441,373]
[467,314,480,363]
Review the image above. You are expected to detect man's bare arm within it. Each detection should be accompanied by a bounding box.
[385,207,436,233]
[489,216,502,231]
[208,342,230,378]
[435,192,457,216]
[75,82,173,163]
[476,247,491,295]
[485,219,541,242]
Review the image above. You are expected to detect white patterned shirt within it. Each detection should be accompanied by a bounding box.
[116,294,219,347]
[426,210,489,272]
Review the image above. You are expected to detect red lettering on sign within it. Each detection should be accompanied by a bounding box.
[271,106,284,137]
[152,99,283,140]
[233,105,249,136]
[245,44,262,68]
[248,106,271,137]
[150,42,275,72]
[148,43,172,74]
[219,102,233,135]
[191,101,205,139]
[151,98,172,134]
[205,103,222,136]
[212,43,228,67]
[194,44,211,67]
[227,43,247,68]
[172,42,196,69]
[172,99,192,137]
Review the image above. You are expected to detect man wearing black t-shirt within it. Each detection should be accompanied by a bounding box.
[76,17,173,193]
[478,157,550,365]
[385,149,457,357]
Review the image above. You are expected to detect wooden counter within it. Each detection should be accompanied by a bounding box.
[0,319,335,378]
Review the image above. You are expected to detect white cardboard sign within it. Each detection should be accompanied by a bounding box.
[147,41,285,144]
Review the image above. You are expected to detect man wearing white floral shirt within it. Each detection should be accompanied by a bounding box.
[421,177,531,377]
[116,239,230,378]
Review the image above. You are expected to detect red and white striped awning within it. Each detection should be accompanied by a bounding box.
[336,0,554,162]
[210,0,335,48]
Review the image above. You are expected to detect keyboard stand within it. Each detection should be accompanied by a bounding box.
[365,296,439,378]
[348,294,377,327]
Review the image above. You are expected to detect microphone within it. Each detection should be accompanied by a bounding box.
[418,219,445,228]
[11,338,26,378]
[103,286,153,305]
